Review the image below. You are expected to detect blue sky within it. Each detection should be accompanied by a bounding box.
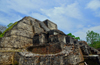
[0,0,100,41]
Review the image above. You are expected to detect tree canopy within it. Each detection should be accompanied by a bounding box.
[67,33,80,40]
[86,30,100,44]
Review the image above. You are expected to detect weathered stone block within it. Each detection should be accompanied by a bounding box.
[58,35,66,43]
[43,19,57,30]
[0,37,10,47]
[27,42,62,54]
[33,26,44,34]
[31,19,40,27]
[63,56,70,65]
[33,33,47,45]
[0,36,33,48]
[45,57,50,65]
[19,57,35,65]
[20,18,31,25]
[67,55,80,64]
[48,30,58,35]
[80,45,89,55]
[4,29,33,38]
[0,52,13,64]
[12,22,33,32]
[48,35,59,43]
[39,33,47,45]
[73,39,78,45]
[40,57,46,64]
[65,36,74,44]
[39,22,50,31]
[53,56,60,65]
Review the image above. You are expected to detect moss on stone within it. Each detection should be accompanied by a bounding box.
[0,22,18,38]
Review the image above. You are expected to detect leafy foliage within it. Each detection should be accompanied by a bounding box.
[0,22,18,38]
[67,33,80,40]
[88,41,100,49]
[87,30,100,49]
[0,31,3,38]
[67,33,75,38]
[74,37,80,40]
[86,30,100,44]
[0,34,4,38]
[7,23,13,28]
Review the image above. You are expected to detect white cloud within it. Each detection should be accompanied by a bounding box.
[65,3,82,19]
[0,0,50,15]
[6,0,39,15]
[0,0,47,25]
[40,2,83,31]
[86,0,100,10]
[89,26,100,32]
[41,2,82,19]
[86,0,100,17]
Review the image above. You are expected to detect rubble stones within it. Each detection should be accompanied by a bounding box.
[16,44,83,65]
[0,52,13,64]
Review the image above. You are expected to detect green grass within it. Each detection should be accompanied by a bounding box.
[0,22,18,38]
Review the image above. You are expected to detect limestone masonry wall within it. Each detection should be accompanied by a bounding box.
[0,16,100,65]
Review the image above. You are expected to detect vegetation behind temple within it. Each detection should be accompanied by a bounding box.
[67,33,80,40]
[88,41,100,49]
[86,30,100,49]
[67,31,100,49]
[0,22,18,38]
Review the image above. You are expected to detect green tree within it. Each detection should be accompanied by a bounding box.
[86,30,100,44]
[67,33,80,40]
[67,33,75,38]
[75,37,80,40]
[7,23,13,28]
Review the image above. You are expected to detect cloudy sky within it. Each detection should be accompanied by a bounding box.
[0,0,100,41]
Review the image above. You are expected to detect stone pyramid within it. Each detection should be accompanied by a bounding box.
[0,16,100,65]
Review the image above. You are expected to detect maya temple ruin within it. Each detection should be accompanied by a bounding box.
[0,16,100,65]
